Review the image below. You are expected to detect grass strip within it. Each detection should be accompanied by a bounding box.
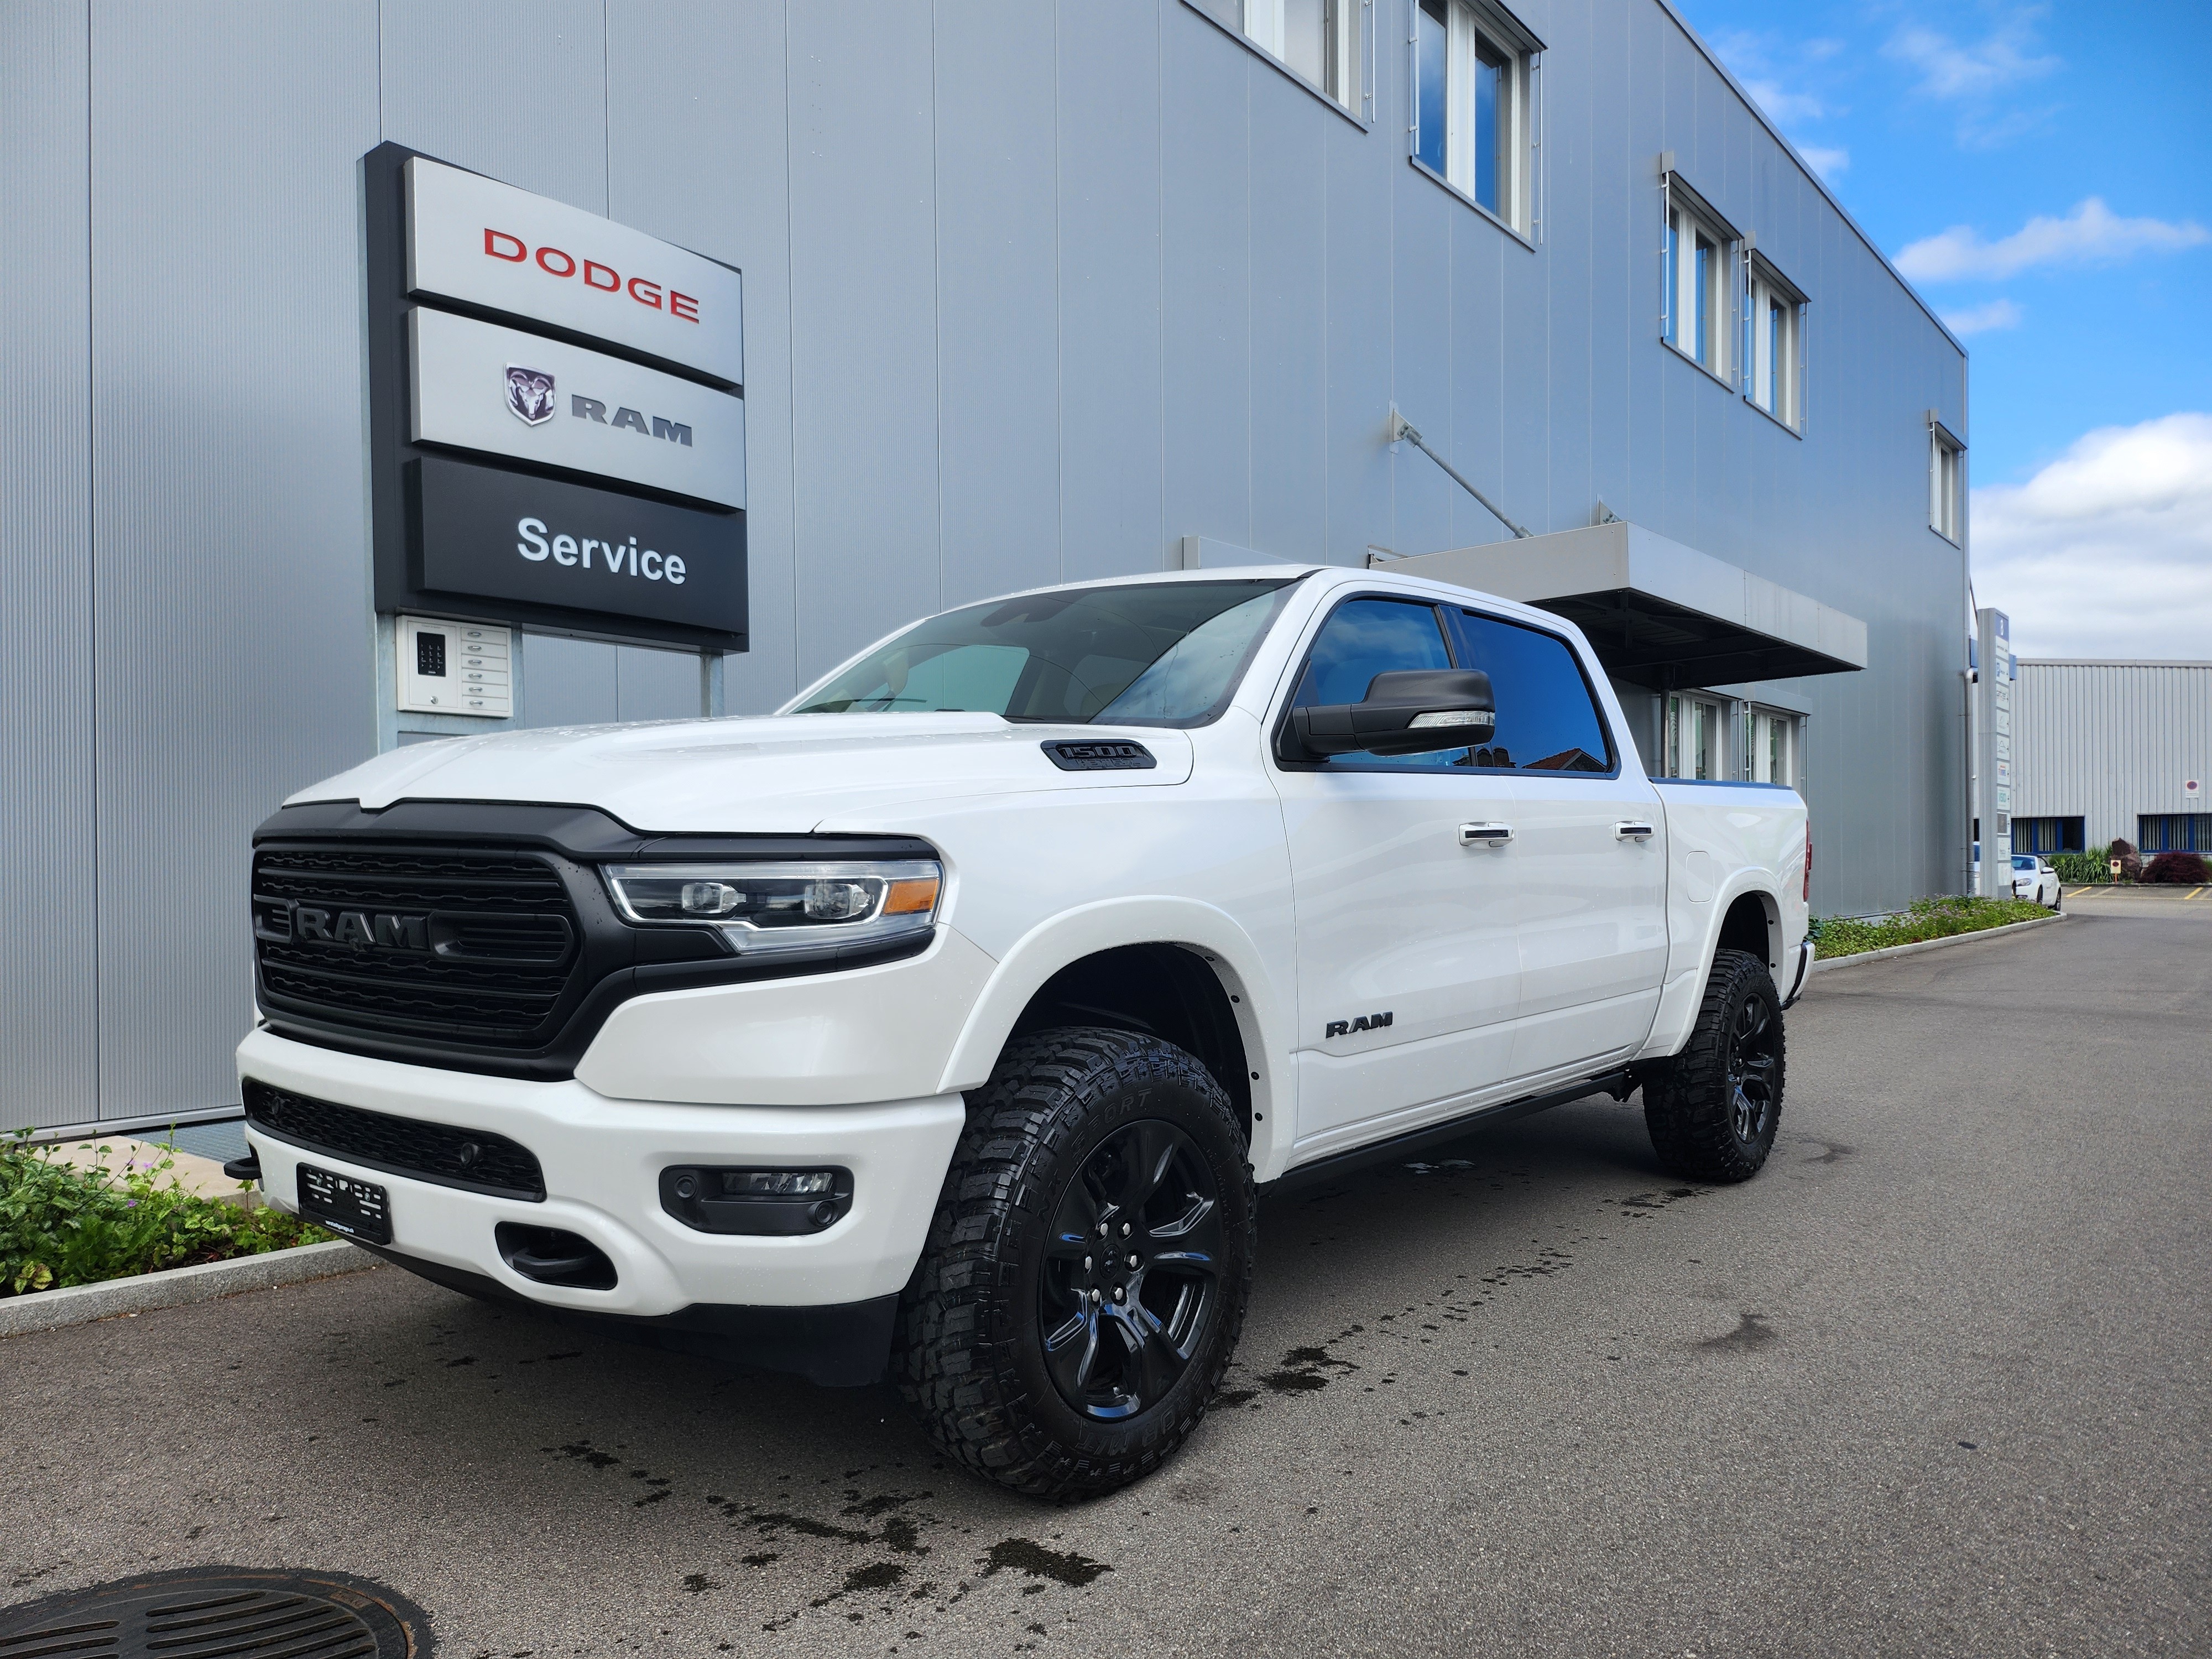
[1809,894,2052,962]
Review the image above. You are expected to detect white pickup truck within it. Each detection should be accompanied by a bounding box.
[237,566,1811,1498]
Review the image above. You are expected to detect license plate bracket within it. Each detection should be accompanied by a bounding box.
[297,1162,393,1245]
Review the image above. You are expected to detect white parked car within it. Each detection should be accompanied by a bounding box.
[2011,853,2062,908]
[236,565,1812,1498]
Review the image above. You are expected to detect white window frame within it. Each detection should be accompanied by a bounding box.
[1928,416,1965,543]
[1744,251,1806,431]
[1744,705,1802,787]
[1661,172,1740,384]
[1412,0,1541,236]
[1244,0,1365,114]
[1662,691,1729,780]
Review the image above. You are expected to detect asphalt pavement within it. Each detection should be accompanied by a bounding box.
[6,894,2206,1657]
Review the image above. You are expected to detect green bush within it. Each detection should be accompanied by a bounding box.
[1809,894,2051,961]
[1,1133,328,1297]
[2052,852,2111,886]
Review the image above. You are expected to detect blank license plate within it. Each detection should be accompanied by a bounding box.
[297,1162,392,1245]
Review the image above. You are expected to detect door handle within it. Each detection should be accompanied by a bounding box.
[1459,822,1514,847]
[1615,821,1657,842]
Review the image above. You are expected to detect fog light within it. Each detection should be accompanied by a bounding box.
[659,1166,853,1235]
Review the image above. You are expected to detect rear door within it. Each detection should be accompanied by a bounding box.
[1441,606,1668,1079]
[1271,595,1522,1151]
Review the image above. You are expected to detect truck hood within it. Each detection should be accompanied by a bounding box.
[288,712,1194,832]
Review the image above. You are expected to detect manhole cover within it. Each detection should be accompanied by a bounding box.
[0,1567,431,1658]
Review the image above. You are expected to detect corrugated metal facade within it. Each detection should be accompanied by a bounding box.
[1,0,1968,1129]
[2013,661,2212,851]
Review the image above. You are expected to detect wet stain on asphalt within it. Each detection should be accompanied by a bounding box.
[1700,1312,1778,1352]
[982,1537,1113,1587]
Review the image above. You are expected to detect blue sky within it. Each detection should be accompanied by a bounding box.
[1673,0,2212,658]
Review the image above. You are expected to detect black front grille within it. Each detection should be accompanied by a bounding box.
[244,1078,545,1199]
[252,845,580,1048]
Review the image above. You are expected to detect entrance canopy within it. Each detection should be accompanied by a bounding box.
[1387,521,1867,688]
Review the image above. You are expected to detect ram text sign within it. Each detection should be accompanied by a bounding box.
[410,309,745,509]
[404,155,743,387]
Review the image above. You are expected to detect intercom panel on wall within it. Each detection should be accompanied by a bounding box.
[395,615,511,717]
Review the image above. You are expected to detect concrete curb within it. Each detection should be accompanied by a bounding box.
[1808,910,2067,978]
[0,1239,378,1340]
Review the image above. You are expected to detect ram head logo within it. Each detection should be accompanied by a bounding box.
[504,364,556,426]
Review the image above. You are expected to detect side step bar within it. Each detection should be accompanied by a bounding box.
[1264,1067,1637,1194]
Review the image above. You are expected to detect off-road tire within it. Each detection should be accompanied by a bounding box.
[1642,948,1785,1183]
[894,1027,1256,1500]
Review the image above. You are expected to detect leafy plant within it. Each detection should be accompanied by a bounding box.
[1,1131,327,1297]
[1809,894,2051,961]
[2141,850,2211,885]
[2051,852,2111,886]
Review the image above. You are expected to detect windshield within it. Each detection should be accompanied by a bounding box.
[788,580,1299,727]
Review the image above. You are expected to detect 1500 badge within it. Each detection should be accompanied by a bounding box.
[1324,1011,1394,1038]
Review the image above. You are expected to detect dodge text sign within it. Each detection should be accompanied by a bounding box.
[405,155,743,387]
[413,456,746,639]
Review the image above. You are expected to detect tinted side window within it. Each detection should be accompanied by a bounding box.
[1444,611,1616,774]
[1292,598,1460,770]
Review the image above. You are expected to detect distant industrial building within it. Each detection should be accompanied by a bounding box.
[2012,660,2212,854]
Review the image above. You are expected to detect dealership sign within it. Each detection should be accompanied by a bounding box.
[409,309,746,508]
[366,142,747,655]
[404,156,743,388]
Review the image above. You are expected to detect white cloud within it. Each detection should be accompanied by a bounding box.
[1796,145,1849,180]
[1940,297,2023,335]
[1885,17,2059,100]
[1974,413,2212,659]
[1896,198,2210,282]
[1741,76,1825,125]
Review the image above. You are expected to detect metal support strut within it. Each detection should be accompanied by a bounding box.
[1387,405,1532,539]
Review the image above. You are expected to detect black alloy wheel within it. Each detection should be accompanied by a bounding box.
[1724,992,1780,1145]
[1040,1118,1224,1421]
[895,1026,1256,1500]
[1642,947,1787,1182]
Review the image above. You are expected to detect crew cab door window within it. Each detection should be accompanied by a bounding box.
[1445,608,1667,1077]
[1288,597,1463,769]
[1273,596,1520,1150]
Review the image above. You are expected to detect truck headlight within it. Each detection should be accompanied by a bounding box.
[602,860,942,956]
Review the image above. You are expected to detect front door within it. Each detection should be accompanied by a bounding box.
[1441,605,1669,1078]
[1272,595,1523,1154]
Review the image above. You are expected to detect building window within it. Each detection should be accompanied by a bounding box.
[2014,816,2085,854]
[1745,257,1805,429]
[1662,692,1727,780]
[1662,179,1738,380]
[1930,420,1965,541]
[1244,0,1361,111]
[2138,813,2210,854]
[1414,0,1536,229]
[1745,706,1800,786]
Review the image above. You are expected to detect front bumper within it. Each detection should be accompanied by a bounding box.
[236,1027,966,1359]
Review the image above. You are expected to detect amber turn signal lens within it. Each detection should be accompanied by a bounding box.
[883,877,940,916]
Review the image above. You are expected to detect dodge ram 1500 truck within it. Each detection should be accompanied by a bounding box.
[236,565,1812,1498]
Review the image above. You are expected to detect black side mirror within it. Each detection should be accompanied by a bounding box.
[1287,668,1496,759]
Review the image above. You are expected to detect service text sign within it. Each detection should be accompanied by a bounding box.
[405,156,743,388]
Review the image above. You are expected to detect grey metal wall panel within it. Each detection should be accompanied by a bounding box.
[378,0,609,211]
[1161,8,1254,552]
[605,0,797,715]
[1246,72,1329,562]
[1390,165,1457,559]
[89,0,381,1118]
[933,0,1065,608]
[785,1,941,674]
[1321,101,1394,566]
[516,633,619,728]
[1,0,98,1130]
[617,643,702,722]
[1447,216,1508,552]
[2015,662,2212,851]
[1055,1,1165,580]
